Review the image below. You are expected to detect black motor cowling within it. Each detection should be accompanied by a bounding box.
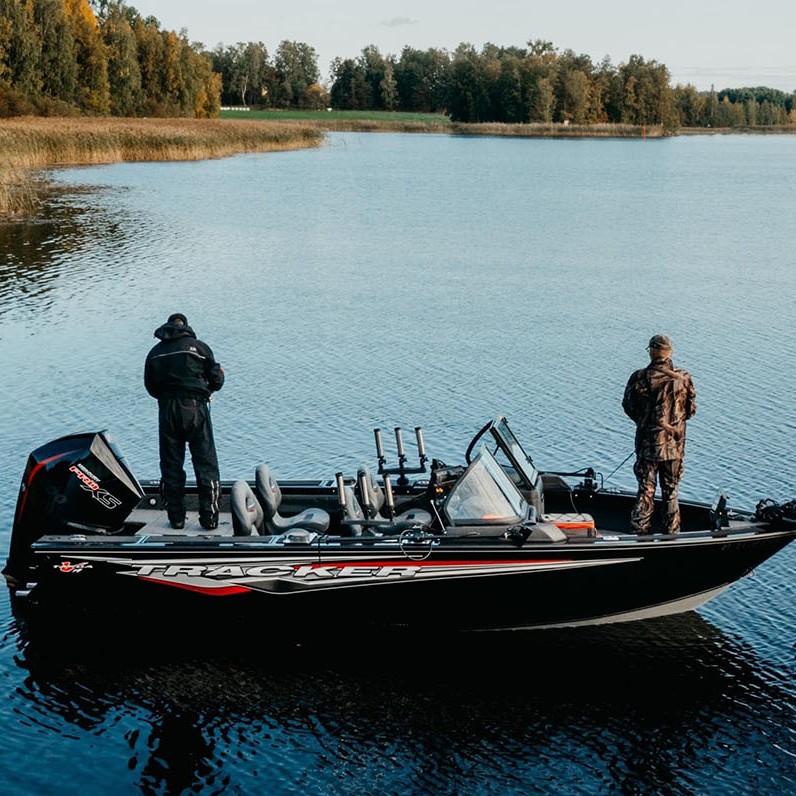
[3,431,144,586]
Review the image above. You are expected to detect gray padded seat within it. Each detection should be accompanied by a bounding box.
[342,485,367,537]
[230,480,264,536]
[356,465,432,528]
[255,464,331,534]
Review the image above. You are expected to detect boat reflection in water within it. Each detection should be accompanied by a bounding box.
[9,608,794,794]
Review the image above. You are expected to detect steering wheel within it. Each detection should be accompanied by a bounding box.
[465,419,495,464]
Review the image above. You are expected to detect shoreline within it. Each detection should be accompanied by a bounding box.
[3,115,795,219]
[0,116,324,218]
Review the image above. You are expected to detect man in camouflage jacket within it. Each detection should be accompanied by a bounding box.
[622,334,696,534]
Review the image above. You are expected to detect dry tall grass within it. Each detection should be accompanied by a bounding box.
[450,121,663,138]
[0,116,324,167]
[0,116,324,217]
[0,165,40,218]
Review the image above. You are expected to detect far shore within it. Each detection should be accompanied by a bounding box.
[2,113,795,218]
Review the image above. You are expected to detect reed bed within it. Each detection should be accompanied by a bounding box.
[304,118,450,134]
[0,165,40,218]
[450,121,663,138]
[0,116,324,217]
[0,116,324,168]
[225,112,654,138]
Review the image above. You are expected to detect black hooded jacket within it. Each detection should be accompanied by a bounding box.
[144,320,224,401]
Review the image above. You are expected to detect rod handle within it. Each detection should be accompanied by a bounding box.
[415,427,426,458]
[395,427,406,458]
[383,474,395,516]
[335,472,347,509]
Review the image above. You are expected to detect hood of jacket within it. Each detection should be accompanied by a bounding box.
[154,321,197,341]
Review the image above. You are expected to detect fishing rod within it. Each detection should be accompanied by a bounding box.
[604,450,635,483]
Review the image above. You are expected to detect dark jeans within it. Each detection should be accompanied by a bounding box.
[631,458,684,534]
[158,397,220,522]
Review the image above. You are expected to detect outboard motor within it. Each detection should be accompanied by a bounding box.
[3,431,144,587]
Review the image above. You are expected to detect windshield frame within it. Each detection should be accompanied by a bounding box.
[488,416,540,490]
[443,446,529,526]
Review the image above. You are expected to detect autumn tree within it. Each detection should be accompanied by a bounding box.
[34,0,78,105]
[100,0,141,115]
[0,0,42,98]
[66,0,110,113]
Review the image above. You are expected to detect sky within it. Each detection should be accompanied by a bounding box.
[137,1,796,92]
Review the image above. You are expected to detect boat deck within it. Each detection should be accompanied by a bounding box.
[126,507,236,536]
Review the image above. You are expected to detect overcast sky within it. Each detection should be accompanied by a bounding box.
[137,1,796,92]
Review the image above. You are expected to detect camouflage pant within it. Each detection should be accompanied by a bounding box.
[631,458,684,534]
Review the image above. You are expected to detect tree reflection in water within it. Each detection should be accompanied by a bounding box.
[0,185,127,324]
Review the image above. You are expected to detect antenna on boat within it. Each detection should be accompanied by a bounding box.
[374,425,429,486]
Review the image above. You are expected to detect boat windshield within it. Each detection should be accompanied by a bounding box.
[444,447,529,525]
[489,416,540,490]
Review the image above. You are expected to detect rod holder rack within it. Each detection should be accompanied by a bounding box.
[374,426,428,485]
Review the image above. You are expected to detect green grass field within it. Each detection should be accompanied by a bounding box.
[220,108,452,130]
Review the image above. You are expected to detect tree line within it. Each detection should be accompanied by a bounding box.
[0,0,219,117]
[2,1,794,130]
[327,42,796,130]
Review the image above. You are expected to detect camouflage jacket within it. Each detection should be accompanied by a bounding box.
[622,358,696,461]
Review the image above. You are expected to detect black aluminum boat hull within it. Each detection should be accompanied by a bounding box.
[21,525,795,630]
[5,419,795,631]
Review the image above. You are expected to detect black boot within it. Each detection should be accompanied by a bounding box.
[199,513,218,530]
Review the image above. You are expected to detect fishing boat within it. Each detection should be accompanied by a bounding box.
[4,416,795,630]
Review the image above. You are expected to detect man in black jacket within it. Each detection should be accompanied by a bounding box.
[144,313,225,529]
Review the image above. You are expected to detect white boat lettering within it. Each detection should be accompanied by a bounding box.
[238,565,294,578]
[292,564,420,579]
[133,563,425,580]
[135,563,297,579]
[164,565,207,577]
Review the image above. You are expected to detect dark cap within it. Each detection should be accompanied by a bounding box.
[647,334,673,351]
[167,313,188,326]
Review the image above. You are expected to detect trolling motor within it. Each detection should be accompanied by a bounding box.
[373,426,428,486]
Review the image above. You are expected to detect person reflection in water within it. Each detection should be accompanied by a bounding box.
[137,708,214,793]
[622,334,696,535]
[144,313,225,530]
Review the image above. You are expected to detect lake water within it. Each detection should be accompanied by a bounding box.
[0,131,794,793]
